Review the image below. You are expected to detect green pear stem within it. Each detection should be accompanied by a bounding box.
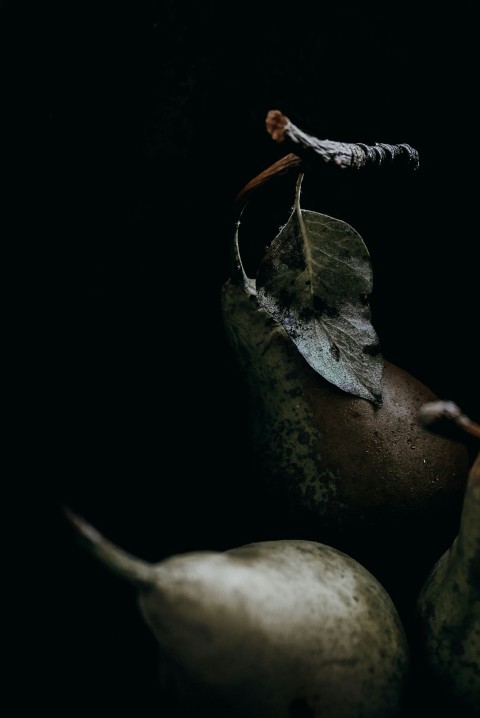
[63,507,154,586]
[418,400,480,440]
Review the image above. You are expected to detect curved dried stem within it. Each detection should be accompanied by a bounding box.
[266,110,420,170]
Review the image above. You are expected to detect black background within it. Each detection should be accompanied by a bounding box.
[5,1,479,715]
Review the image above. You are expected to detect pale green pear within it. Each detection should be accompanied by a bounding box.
[67,511,410,717]
[416,451,480,716]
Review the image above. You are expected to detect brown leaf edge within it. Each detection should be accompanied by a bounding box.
[234,152,302,216]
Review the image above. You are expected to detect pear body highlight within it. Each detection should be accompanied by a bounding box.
[69,514,410,717]
[221,277,469,594]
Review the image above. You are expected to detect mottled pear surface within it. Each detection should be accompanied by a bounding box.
[221,276,469,593]
[69,514,410,718]
[416,452,480,716]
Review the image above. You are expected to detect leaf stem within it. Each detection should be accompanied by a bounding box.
[294,172,312,274]
[294,172,304,214]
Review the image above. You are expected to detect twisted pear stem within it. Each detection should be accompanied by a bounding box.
[235,110,419,211]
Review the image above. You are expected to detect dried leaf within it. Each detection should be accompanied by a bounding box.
[256,175,383,403]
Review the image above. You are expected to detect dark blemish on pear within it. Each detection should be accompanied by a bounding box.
[450,640,466,656]
[289,697,314,718]
[288,385,303,398]
[468,554,480,589]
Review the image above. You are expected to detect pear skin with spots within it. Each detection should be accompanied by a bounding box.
[221,275,470,599]
[416,452,480,716]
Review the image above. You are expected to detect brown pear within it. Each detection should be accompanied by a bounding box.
[221,270,470,604]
